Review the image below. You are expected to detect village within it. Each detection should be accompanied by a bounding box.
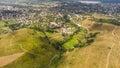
[0,2,120,35]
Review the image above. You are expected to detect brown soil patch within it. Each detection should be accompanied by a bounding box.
[0,52,24,67]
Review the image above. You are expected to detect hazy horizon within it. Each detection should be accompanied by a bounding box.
[0,0,120,3]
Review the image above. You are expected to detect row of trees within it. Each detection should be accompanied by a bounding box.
[93,18,120,26]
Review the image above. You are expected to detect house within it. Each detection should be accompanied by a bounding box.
[50,22,59,28]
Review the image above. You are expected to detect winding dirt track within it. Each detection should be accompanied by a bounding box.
[9,36,15,46]
[105,26,117,68]
[0,35,25,68]
[0,52,24,67]
[19,44,40,56]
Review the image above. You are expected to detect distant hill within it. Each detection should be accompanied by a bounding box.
[0,0,59,4]
[84,0,120,3]
[0,0,58,3]
[0,0,120,5]
[101,0,120,3]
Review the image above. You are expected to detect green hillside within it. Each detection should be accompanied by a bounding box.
[0,28,57,68]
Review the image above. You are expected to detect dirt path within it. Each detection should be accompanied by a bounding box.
[0,52,24,67]
[19,44,58,68]
[9,36,15,46]
[45,55,58,68]
[105,26,117,68]
[20,44,58,68]
[19,44,39,56]
[84,48,92,68]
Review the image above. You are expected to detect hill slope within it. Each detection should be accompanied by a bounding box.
[57,15,120,68]
[0,28,57,68]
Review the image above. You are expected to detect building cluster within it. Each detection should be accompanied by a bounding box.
[0,2,119,34]
[50,2,120,16]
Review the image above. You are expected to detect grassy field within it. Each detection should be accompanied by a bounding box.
[62,29,86,50]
